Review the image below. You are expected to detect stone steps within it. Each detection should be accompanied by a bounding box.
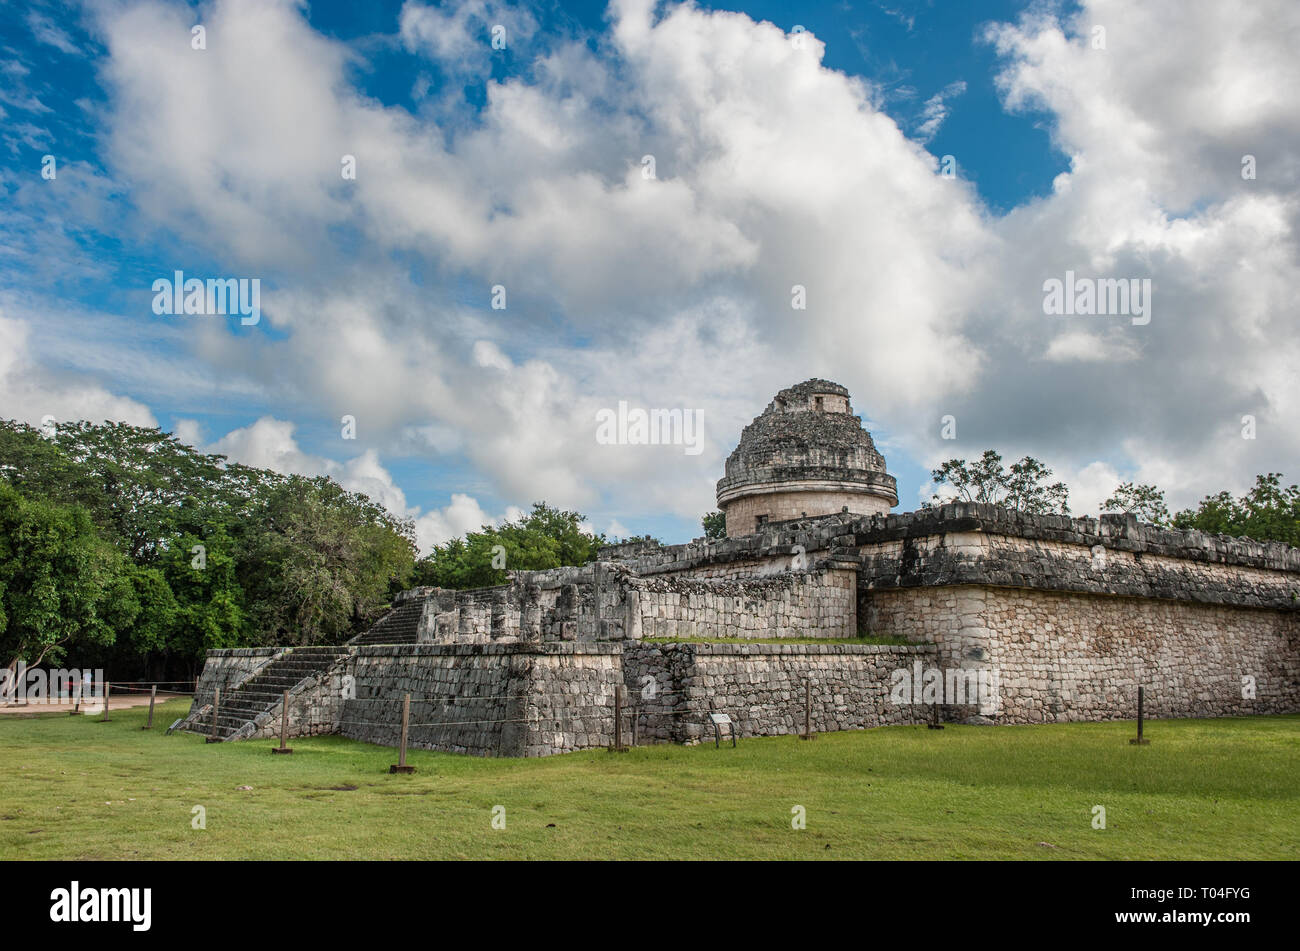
[199,647,351,740]
[349,600,424,646]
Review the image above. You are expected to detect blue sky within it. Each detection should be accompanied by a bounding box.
[1,0,1296,550]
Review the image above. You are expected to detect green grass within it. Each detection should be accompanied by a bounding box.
[1,700,1296,859]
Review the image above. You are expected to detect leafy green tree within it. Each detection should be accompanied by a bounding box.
[0,482,136,679]
[1101,482,1171,526]
[702,511,726,539]
[927,450,1070,514]
[240,477,416,644]
[414,502,605,589]
[160,527,249,657]
[1173,474,1300,546]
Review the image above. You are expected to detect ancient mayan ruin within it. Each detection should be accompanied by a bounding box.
[184,380,1300,756]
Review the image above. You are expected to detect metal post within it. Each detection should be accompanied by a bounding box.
[390,693,415,773]
[273,689,293,754]
[1130,685,1150,744]
[206,687,221,743]
[142,684,157,730]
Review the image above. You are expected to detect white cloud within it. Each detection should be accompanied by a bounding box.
[0,312,156,428]
[916,79,966,142]
[27,12,83,56]
[206,416,518,553]
[1043,329,1139,363]
[0,0,1291,536]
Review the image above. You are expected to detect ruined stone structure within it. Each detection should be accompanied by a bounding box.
[184,380,1300,755]
[717,379,898,536]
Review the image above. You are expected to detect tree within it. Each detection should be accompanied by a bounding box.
[0,417,422,670]
[414,502,605,589]
[0,482,136,682]
[702,511,726,539]
[1173,473,1300,546]
[240,477,416,645]
[1101,483,1171,526]
[159,526,248,657]
[927,450,1070,514]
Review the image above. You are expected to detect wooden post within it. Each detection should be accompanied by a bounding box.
[612,684,625,752]
[800,679,816,740]
[142,684,157,730]
[1130,685,1150,745]
[389,693,415,773]
[206,687,221,743]
[272,689,293,754]
[99,681,111,722]
[70,679,80,716]
[928,701,944,730]
[631,703,639,747]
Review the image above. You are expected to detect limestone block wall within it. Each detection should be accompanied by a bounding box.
[626,568,856,640]
[190,648,281,709]
[724,488,890,536]
[338,644,623,757]
[622,642,939,744]
[865,585,1300,722]
[411,565,636,645]
[979,588,1297,722]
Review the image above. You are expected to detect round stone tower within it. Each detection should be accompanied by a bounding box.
[716,379,898,536]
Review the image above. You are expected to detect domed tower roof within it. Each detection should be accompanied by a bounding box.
[716,380,897,536]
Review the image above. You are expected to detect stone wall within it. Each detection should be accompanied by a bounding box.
[724,488,891,536]
[338,643,623,757]
[626,569,856,640]
[623,642,939,743]
[865,584,1300,722]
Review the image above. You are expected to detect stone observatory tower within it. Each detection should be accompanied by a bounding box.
[716,379,898,536]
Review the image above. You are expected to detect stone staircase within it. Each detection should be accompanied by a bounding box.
[348,597,425,647]
[198,646,350,740]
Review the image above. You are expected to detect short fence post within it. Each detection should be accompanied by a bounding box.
[928,701,944,730]
[99,681,111,722]
[800,679,816,740]
[142,684,157,730]
[273,689,293,754]
[612,684,625,752]
[1130,685,1150,745]
[70,680,81,716]
[206,687,221,743]
[389,693,415,773]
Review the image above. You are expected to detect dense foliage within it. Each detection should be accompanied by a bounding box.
[701,511,726,539]
[1169,474,1300,545]
[413,503,605,589]
[0,419,417,681]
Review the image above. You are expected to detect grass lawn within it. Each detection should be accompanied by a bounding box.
[1,699,1296,860]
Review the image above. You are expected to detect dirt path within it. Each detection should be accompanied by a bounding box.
[0,692,190,716]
